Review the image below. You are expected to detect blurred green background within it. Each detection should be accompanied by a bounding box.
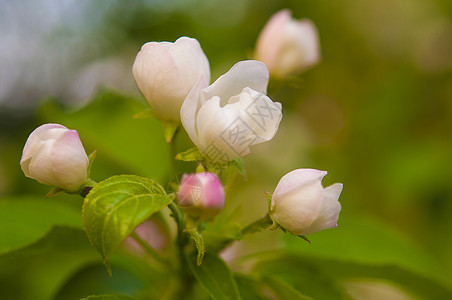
[1,0,451,299]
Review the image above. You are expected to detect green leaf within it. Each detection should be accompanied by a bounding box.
[0,195,82,255]
[162,121,179,143]
[82,175,174,270]
[187,252,241,300]
[283,212,447,285]
[262,276,312,300]
[253,253,352,300]
[0,227,98,300]
[234,274,268,300]
[81,294,135,300]
[175,147,203,162]
[253,252,452,300]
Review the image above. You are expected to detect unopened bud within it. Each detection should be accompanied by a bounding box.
[176,172,225,220]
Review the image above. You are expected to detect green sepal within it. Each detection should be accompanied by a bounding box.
[162,121,179,143]
[230,158,247,179]
[87,150,97,178]
[132,109,155,119]
[46,187,64,198]
[264,191,272,212]
[297,235,311,244]
[185,217,205,265]
[175,147,203,162]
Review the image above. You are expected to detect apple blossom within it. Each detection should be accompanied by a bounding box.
[270,168,343,235]
[20,123,89,192]
[180,60,282,163]
[132,37,210,121]
[255,10,321,78]
[177,172,225,220]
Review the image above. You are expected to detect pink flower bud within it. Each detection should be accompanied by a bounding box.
[255,10,321,78]
[270,169,343,235]
[20,123,89,192]
[176,172,225,220]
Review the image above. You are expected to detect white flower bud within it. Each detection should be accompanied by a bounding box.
[20,124,89,192]
[180,60,282,163]
[270,169,343,235]
[255,10,321,78]
[132,37,210,121]
[176,172,225,220]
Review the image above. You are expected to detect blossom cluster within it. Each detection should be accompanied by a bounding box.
[20,10,342,237]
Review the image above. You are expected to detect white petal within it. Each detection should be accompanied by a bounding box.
[270,178,324,235]
[20,123,66,171]
[240,87,282,142]
[195,96,240,160]
[304,183,343,234]
[180,76,210,146]
[273,19,321,77]
[255,9,291,72]
[272,168,327,209]
[167,37,211,93]
[132,42,186,120]
[291,19,321,69]
[50,130,89,191]
[203,60,269,106]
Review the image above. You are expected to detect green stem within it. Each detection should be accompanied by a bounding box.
[241,214,273,236]
[130,232,168,271]
[130,232,163,261]
[168,202,186,246]
[169,130,178,177]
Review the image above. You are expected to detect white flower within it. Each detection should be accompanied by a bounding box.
[270,169,343,235]
[20,124,89,192]
[255,10,321,78]
[181,60,282,162]
[132,37,210,121]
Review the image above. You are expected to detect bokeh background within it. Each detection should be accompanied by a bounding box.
[1,0,452,299]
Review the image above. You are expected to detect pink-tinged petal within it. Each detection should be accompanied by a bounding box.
[291,19,321,70]
[166,37,211,93]
[26,139,58,186]
[132,42,186,121]
[201,173,225,210]
[180,76,210,146]
[271,168,327,209]
[50,130,89,191]
[304,183,343,234]
[270,178,324,235]
[176,172,225,220]
[20,123,67,168]
[255,9,291,72]
[203,60,269,106]
[177,173,203,207]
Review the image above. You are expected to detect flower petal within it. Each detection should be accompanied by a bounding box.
[304,183,343,234]
[50,130,89,191]
[165,37,211,93]
[203,60,269,106]
[255,9,291,72]
[270,178,324,235]
[132,42,186,120]
[180,76,210,146]
[20,123,67,169]
[272,168,327,209]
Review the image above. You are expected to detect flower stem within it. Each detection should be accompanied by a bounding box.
[241,214,273,236]
[130,232,167,271]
